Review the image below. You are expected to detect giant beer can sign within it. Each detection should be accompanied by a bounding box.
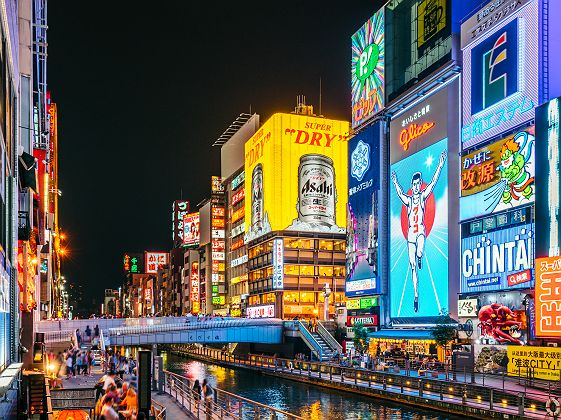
[298,154,336,226]
[244,113,349,241]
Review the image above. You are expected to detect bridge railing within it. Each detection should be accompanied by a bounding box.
[177,346,550,418]
[43,330,74,344]
[285,320,323,361]
[163,369,304,419]
[317,321,343,354]
[108,318,284,337]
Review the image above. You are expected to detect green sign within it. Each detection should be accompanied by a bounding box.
[356,43,380,87]
[360,297,377,309]
[212,285,219,293]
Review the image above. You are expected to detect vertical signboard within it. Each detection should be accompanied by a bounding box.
[182,213,200,247]
[460,127,535,221]
[351,7,384,129]
[123,253,142,274]
[346,123,380,296]
[190,262,200,314]
[535,96,561,258]
[535,256,561,337]
[244,113,349,243]
[461,0,539,148]
[172,200,190,244]
[272,238,284,289]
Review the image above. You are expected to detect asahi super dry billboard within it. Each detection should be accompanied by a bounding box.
[244,113,349,242]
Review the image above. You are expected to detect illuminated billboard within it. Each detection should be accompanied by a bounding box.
[535,256,561,338]
[351,7,384,129]
[172,200,190,244]
[385,0,451,102]
[461,222,534,293]
[389,84,450,164]
[460,127,535,221]
[145,252,169,274]
[389,137,448,318]
[183,213,200,247]
[190,262,200,314]
[346,123,380,296]
[244,113,349,242]
[461,0,538,148]
[535,96,561,258]
[123,253,142,274]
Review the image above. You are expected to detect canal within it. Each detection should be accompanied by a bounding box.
[164,353,464,420]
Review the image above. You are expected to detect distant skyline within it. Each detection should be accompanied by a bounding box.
[48,1,385,310]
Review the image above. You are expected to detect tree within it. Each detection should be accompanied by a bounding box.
[431,313,457,368]
[352,323,369,354]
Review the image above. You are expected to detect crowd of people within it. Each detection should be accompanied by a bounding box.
[95,370,139,420]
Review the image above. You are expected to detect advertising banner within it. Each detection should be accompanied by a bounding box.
[535,256,561,337]
[460,127,535,221]
[390,137,448,318]
[347,315,378,327]
[346,124,380,297]
[351,7,384,128]
[535,96,561,259]
[247,305,275,318]
[385,0,451,102]
[474,344,508,374]
[183,213,200,247]
[123,253,142,274]
[172,200,190,244]
[145,252,169,274]
[461,0,539,148]
[477,292,528,345]
[389,85,450,164]
[190,262,199,314]
[244,113,349,242]
[458,298,478,317]
[461,222,534,293]
[232,171,245,190]
[345,278,377,298]
[272,238,284,289]
[507,346,561,380]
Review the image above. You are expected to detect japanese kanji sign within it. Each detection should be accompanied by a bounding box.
[507,345,561,380]
[535,256,561,338]
[460,127,535,221]
[144,252,169,274]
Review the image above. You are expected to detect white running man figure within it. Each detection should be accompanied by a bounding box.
[391,149,446,313]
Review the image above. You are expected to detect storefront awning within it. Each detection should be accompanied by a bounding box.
[368,329,434,341]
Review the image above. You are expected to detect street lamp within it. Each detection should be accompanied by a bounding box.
[322,283,332,321]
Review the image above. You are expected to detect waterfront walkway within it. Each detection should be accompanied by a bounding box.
[177,346,551,420]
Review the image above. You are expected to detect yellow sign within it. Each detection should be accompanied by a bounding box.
[346,299,360,310]
[507,346,561,380]
[417,0,447,48]
[244,113,349,241]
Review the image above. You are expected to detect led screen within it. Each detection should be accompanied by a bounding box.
[389,137,448,318]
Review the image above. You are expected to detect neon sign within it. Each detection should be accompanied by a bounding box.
[190,262,199,314]
[399,121,435,151]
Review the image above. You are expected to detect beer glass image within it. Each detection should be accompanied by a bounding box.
[286,154,345,233]
[245,163,271,242]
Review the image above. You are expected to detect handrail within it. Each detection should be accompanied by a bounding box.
[293,320,323,360]
[99,329,106,352]
[163,369,304,419]
[151,399,167,420]
[43,330,74,344]
[317,321,343,354]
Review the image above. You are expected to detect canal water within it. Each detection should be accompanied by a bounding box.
[164,353,463,420]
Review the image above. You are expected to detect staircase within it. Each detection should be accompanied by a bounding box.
[310,332,336,361]
[25,371,48,418]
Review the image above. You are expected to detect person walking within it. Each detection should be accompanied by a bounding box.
[192,379,202,412]
[65,353,73,379]
[202,379,214,414]
[94,324,100,337]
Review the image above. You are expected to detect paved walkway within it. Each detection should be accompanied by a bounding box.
[152,392,196,419]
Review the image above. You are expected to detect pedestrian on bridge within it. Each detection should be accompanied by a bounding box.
[192,379,202,411]
[202,379,214,413]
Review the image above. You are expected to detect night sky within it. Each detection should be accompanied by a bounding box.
[48,1,385,312]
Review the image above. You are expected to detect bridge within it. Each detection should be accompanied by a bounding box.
[36,316,341,360]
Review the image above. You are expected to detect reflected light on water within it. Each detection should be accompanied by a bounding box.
[165,355,461,420]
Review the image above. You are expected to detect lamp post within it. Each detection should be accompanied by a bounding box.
[322,283,332,321]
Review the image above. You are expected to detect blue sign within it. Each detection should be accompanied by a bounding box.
[346,124,380,296]
[389,138,448,318]
[471,19,519,115]
[461,0,539,149]
[461,223,534,293]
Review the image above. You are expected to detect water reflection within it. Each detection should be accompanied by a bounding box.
[165,353,460,420]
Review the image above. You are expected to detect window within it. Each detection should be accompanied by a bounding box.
[283,292,299,304]
[284,265,299,276]
[318,266,334,277]
[299,265,314,276]
[333,240,345,251]
[318,240,333,250]
[300,292,315,304]
[249,295,261,305]
[263,293,275,303]
[333,266,346,277]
